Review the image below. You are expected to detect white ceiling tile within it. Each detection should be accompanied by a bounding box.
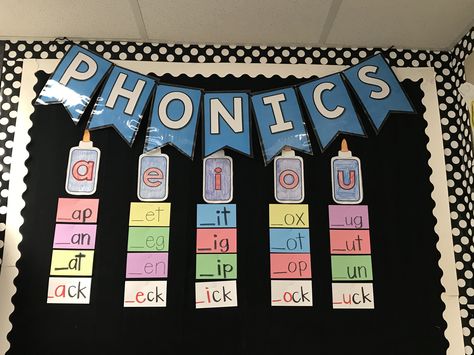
[139,0,333,46]
[326,0,474,50]
[0,0,472,50]
[0,0,142,39]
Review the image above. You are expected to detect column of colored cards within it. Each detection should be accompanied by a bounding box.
[195,204,238,309]
[329,139,374,309]
[123,202,170,307]
[329,206,374,309]
[47,198,99,304]
[269,204,313,306]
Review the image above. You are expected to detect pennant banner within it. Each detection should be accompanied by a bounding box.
[298,73,365,151]
[203,92,251,157]
[87,66,156,146]
[36,45,112,124]
[342,54,414,132]
[37,44,415,162]
[145,84,202,158]
[252,88,312,164]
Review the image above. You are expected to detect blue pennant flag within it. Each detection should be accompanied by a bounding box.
[298,73,365,151]
[203,92,251,157]
[87,66,156,146]
[251,87,312,164]
[342,54,414,132]
[36,44,112,124]
[145,84,202,159]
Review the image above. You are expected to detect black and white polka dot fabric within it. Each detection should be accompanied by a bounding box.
[443,28,474,355]
[0,34,472,353]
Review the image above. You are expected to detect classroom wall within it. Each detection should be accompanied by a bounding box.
[0,32,472,352]
[465,53,474,83]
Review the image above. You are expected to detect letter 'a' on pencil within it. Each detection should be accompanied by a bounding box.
[65,129,101,196]
[330,138,363,204]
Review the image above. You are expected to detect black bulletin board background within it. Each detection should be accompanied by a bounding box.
[8,71,447,355]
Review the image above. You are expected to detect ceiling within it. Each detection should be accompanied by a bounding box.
[0,0,473,50]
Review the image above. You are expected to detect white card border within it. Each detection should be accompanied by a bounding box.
[65,145,101,196]
[274,153,305,203]
[202,152,233,204]
[137,151,170,201]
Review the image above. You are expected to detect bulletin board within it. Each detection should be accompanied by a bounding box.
[0,59,463,355]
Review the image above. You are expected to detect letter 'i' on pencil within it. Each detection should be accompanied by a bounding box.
[331,138,363,204]
[65,129,101,195]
